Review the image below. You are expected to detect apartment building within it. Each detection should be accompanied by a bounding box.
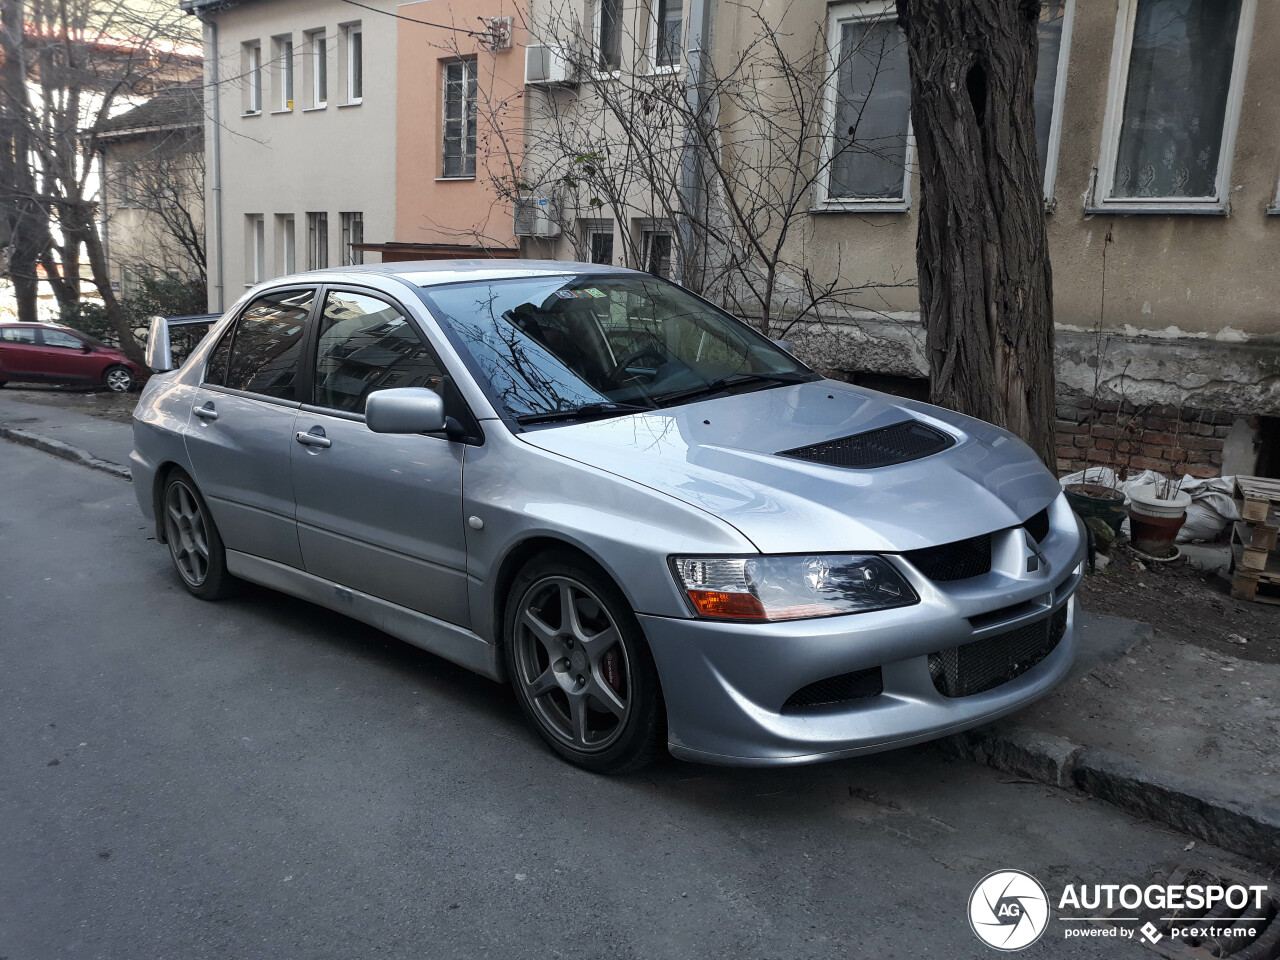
[183,0,524,312]
[526,0,1280,476]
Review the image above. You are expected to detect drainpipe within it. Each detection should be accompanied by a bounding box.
[194,8,224,312]
[674,0,712,290]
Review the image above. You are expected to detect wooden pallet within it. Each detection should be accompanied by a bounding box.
[1234,475,1280,523]
[1229,476,1280,602]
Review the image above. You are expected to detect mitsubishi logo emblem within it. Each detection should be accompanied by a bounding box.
[1024,529,1045,573]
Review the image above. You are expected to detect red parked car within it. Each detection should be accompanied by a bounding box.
[0,323,139,392]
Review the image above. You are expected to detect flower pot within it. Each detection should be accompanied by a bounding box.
[1128,510,1187,558]
[1127,483,1191,519]
[1064,483,1127,537]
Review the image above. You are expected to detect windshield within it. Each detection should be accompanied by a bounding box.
[418,274,814,423]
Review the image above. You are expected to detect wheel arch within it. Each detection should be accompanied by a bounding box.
[490,535,635,655]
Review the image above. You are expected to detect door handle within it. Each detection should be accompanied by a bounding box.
[295,428,331,448]
[193,402,218,421]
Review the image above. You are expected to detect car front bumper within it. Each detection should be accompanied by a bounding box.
[640,509,1087,766]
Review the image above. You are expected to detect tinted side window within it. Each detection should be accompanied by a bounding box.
[0,327,38,344]
[204,327,233,385]
[312,290,443,414]
[224,289,314,399]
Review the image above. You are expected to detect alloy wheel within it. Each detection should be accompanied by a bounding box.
[164,479,211,587]
[105,367,133,392]
[513,576,633,753]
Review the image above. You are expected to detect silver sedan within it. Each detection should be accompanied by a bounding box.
[132,262,1085,773]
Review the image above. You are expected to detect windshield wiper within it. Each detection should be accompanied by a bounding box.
[515,401,655,426]
[652,372,812,409]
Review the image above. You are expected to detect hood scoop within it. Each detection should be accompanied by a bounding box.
[777,419,955,469]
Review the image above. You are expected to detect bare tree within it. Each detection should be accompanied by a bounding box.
[472,0,912,340]
[0,0,199,366]
[896,0,1056,466]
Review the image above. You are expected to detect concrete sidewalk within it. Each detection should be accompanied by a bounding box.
[1,396,1276,864]
[0,394,134,478]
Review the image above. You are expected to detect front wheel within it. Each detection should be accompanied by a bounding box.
[161,471,237,599]
[103,365,135,392]
[504,553,664,774]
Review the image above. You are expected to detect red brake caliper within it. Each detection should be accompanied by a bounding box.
[602,647,623,694]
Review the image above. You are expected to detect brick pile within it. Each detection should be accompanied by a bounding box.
[1054,402,1237,480]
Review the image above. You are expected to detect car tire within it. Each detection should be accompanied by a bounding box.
[103,365,134,392]
[504,551,664,774]
[161,470,237,600]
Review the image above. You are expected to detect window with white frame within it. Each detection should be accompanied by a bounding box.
[346,24,363,102]
[1034,1,1073,202]
[653,0,683,70]
[442,59,477,178]
[583,220,615,264]
[1094,0,1255,211]
[307,212,328,269]
[246,214,265,284]
[245,41,262,114]
[274,35,294,111]
[340,212,364,265]
[642,229,672,278]
[596,0,622,73]
[820,2,911,208]
[277,214,296,274]
[309,30,328,107]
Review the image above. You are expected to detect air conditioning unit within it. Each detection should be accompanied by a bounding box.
[524,43,577,85]
[514,197,561,237]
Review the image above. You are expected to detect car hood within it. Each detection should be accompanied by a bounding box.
[517,380,1061,554]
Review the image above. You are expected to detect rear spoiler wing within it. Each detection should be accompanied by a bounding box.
[145,313,220,373]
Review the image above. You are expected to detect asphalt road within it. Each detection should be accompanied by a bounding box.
[0,441,1205,959]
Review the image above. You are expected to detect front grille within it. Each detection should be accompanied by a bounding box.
[782,667,883,712]
[778,420,955,470]
[929,606,1068,698]
[1024,507,1050,543]
[904,534,992,582]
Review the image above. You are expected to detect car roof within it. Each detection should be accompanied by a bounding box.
[0,321,74,330]
[298,259,643,289]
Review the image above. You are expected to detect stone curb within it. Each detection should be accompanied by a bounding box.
[943,725,1280,864]
[0,425,131,481]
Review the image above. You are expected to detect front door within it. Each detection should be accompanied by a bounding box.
[184,288,315,568]
[36,327,101,382]
[290,287,470,626]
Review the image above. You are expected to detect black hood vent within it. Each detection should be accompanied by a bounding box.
[778,420,955,469]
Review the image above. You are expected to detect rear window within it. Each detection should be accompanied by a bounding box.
[222,289,314,399]
[0,327,38,344]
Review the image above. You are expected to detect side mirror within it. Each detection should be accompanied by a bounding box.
[772,338,793,354]
[366,387,446,434]
[80,342,93,353]
[145,315,173,372]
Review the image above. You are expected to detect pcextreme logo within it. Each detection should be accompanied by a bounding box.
[968,870,1050,951]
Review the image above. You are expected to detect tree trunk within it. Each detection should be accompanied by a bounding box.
[896,0,1056,468]
[72,210,148,371]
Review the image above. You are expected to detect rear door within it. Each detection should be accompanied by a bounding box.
[184,287,315,568]
[0,326,43,377]
[290,286,470,625]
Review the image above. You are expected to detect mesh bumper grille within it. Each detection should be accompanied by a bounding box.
[782,667,884,712]
[929,606,1069,698]
[778,420,955,470]
[904,534,993,582]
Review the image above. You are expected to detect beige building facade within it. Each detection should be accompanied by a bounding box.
[525,0,1280,476]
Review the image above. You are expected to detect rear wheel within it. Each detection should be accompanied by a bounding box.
[504,553,664,774]
[103,365,134,392]
[161,471,236,599]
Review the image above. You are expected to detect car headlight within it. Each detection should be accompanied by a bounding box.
[671,554,918,621]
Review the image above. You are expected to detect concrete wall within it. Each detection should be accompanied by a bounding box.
[197,0,399,311]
